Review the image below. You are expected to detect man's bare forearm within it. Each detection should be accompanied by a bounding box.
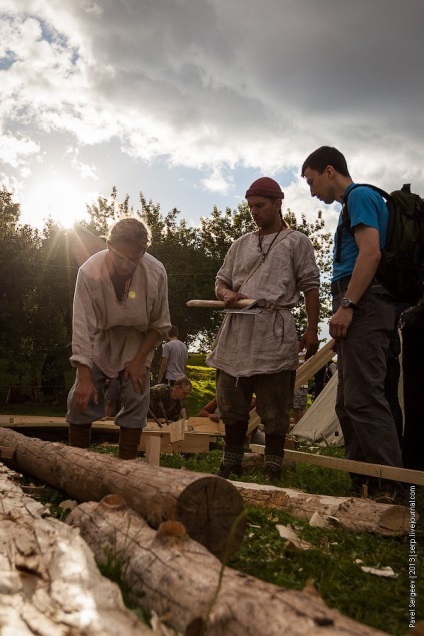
[304,287,320,332]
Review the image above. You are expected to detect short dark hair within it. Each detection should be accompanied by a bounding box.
[174,376,192,389]
[301,146,351,178]
[168,325,178,338]
[108,217,151,249]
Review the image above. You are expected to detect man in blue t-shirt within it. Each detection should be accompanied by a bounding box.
[301,146,402,499]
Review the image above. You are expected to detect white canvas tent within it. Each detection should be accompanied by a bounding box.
[291,373,344,447]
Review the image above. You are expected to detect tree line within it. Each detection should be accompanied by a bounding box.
[0,185,332,392]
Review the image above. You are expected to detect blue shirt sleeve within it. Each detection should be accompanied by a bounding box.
[332,184,388,282]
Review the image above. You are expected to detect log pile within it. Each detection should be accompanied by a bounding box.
[68,494,389,636]
[0,428,245,560]
[0,463,152,635]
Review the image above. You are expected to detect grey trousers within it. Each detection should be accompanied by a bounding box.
[333,285,402,468]
[66,364,150,429]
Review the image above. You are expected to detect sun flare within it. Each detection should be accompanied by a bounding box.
[23,176,91,229]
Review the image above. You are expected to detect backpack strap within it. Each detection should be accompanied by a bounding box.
[335,184,392,263]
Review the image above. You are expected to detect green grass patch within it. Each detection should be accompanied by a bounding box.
[185,360,216,417]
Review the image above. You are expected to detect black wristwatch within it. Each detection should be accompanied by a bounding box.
[341,298,357,310]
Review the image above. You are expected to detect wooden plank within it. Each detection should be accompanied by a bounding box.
[169,436,210,453]
[138,431,210,454]
[294,339,336,390]
[187,298,256,308]
[0,415,68,427]
[145,436,161,466]
[189,412,261,437]
[249,445,424,486]
[247,409,261,435]
[169,418,185,442]
[0,416,218,452]
[247,438,296,451]
[187,416,225,435]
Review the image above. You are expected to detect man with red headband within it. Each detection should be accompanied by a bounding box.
[207,177,320,481]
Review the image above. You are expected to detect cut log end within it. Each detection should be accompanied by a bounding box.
[176,476,246,560]
[379,505,409,533]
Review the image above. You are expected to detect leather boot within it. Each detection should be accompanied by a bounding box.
[119,427,142,460]
[69,423,91,448]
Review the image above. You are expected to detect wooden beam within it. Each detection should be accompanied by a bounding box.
[138,431,210,454]
[295,339,336,390]
[145,436,161,466]
[187,298,256,308]
[250,445,424,486]
[168,418,185,442]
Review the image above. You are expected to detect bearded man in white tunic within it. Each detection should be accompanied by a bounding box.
[207,177,320,480]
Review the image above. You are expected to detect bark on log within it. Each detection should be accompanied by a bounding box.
[0,463,151,635]
[0,428,245,560]
[232,481,410,536]
[68,495,388,636]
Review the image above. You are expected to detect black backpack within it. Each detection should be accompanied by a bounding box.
[335,183,424,304]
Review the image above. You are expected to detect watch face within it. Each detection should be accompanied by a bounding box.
[341,298,350,308]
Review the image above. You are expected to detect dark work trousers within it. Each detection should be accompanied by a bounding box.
[384,303,408,447]
[333,286,403,469]
[384,357,403,446]
[216,368,295,436]
[400,305,424,470]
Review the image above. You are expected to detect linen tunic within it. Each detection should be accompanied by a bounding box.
[70,250,171,377]
[206,230,319,377]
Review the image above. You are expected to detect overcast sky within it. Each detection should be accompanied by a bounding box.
[1,0,423,236]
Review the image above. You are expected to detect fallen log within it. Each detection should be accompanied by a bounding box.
[68,494,388,636]
[0,464,151,635]
[232,482,410,536]
[0,428,245,560]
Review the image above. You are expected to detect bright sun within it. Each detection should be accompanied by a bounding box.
[22,176,91,229]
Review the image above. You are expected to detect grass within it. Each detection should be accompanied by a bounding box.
[184,359,216,416]
[3,353,424,634]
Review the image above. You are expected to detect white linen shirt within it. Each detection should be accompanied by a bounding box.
[206,230,319,377]
[70,250,171,377]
